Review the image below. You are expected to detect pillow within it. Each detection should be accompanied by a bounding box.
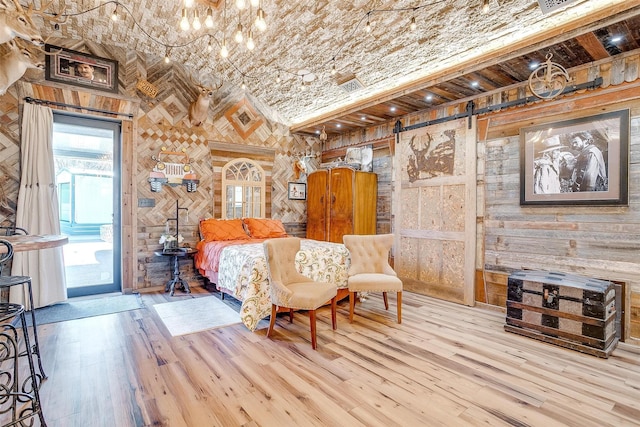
[243,218,288,239]
[199,218,250,242]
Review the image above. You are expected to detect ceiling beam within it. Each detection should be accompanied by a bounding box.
[290,2,640,133]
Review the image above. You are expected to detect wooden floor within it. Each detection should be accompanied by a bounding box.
[25,287,640,426]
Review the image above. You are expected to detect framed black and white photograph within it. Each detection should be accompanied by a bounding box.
[520,109,629,206]
[288,182,306,200]
[45,45,118,93]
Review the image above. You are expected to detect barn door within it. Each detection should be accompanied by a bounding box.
[393,117,476,305]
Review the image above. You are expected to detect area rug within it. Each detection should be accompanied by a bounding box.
[25,294,145,326]
[153,296,241,336]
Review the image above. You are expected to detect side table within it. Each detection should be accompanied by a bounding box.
[154,248,198,296]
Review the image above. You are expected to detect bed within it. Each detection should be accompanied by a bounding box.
[195,218,350,331]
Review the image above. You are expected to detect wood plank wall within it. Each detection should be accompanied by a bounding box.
[208,141,276,219]
[325,50,640,344]
[479,100,640,343]
[322,137,394,235]
[0,40,319,295]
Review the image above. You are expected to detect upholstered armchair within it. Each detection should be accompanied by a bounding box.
[343,234,403,323]
[263,237,337,349]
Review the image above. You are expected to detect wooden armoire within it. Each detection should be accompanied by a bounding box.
[306,167,377,243]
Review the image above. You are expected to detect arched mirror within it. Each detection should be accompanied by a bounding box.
[221,158,265,219]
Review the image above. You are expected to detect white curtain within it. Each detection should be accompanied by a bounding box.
[10,103,67,309]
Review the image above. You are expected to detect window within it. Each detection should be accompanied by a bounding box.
[221,158,265,219]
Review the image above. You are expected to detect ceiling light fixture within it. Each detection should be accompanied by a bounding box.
[482,0,490,14]
[255,6,267,31]
[177,0,268,56]
[180,8,189,30]
[246,29,255,50]
[205,7,214,28]
[390,106,396,112]
[220,39,229,58]
[192,10,201,30]
[235,22,244,43]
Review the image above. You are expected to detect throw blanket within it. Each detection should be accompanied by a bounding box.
[217,239,350,331]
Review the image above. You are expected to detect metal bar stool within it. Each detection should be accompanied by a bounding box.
[0,302,47,426]
[0,240,46,381]
[0,227,28,237]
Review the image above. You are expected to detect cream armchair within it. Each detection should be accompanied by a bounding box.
[263,237,337,350]
[343,234,403,323]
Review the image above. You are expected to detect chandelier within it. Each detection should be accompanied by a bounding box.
[177,0,267,58]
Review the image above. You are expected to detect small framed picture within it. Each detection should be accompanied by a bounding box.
[45,44,118,93]
[288,182,306,200]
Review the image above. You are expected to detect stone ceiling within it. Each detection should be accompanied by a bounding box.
[41,0,635,126]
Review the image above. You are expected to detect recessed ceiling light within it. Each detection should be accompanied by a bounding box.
[425,94,433,101]
[361,116,366,120]
[471,81,479,88]
[529,61,540,70]
[611,35,623,43]
[336,123,341,128]
[390,106,396,112]
[315,130,320,134]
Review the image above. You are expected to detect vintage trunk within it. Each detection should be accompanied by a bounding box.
[505,270,620,358]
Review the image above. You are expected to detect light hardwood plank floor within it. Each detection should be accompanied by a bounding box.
[25,287,640,426]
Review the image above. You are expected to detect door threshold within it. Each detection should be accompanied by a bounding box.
[69,291,123,302]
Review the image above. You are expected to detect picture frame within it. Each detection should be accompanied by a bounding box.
[288,182,306,200]
[45,44,118,93]
[520,109,629,206]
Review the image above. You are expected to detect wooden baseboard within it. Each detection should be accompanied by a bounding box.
[475,301,506,313]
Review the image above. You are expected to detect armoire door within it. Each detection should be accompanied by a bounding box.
[353,171,377,235]
[306,169,328,240]
[329,167,354,243]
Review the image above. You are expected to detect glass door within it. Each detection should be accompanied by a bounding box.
[52,113,122,297]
